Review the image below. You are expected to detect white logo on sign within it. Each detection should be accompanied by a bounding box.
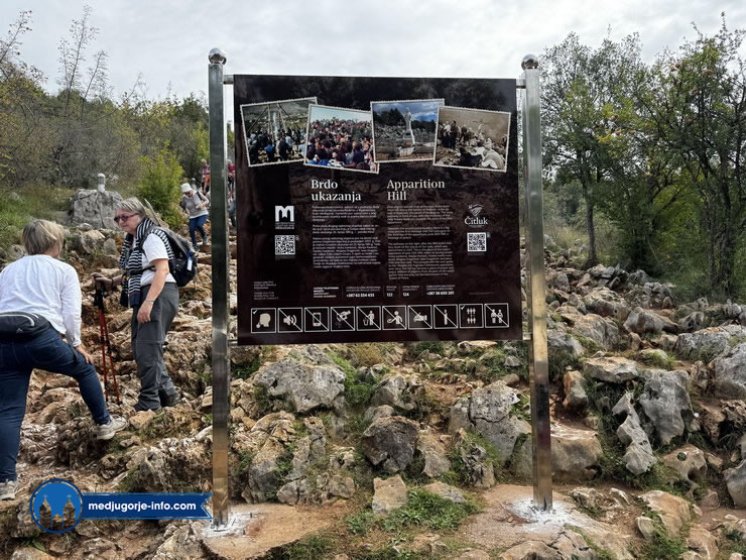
[468,204,483,217]
[275,205,295,222]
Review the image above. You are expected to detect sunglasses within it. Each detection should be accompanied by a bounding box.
[113,213,135,224]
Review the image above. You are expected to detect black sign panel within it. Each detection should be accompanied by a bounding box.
[235,76,520,344]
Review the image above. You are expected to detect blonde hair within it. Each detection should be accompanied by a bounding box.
[22,219,65,255]
[115,197,165,226]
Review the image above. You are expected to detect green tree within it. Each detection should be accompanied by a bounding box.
[650,17,746,297]
[542,33,647,267]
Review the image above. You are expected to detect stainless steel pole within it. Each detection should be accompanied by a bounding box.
[208,47,230,526]
[521,54,552,510]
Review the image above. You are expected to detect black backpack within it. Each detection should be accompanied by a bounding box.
[138,227,197,287]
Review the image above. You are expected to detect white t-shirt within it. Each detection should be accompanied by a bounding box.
[0,254,83,346]
[139,233,176,286]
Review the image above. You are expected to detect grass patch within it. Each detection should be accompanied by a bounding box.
[406,341,446,359]
[381,489,478,532]
[722,528,746,556]
[0,184,71,250]
[637,349,675,370]
[345,488,478,540]
[264,534,335,560]
[447,431,501,486]
[331,351,378,410]
[567,527,616,559]
[634,517,687,560]
[348,343,394,368]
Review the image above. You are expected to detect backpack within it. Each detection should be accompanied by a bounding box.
[138,227,197,287]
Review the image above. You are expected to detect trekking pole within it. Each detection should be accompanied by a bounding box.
[93,285,121,405]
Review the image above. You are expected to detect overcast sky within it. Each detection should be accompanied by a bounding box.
[3,0,745,123]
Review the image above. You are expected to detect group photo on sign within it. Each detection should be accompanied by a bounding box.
[240,97,317,167]
[434,106,511,172]
[239,94,512,176]
[304,104,378,173]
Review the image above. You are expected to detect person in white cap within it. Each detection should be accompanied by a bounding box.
[179,182,209,248]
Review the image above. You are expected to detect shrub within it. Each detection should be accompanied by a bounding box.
[137,148,183,229]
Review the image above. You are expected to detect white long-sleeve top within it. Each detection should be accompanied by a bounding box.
[0,254,83,346]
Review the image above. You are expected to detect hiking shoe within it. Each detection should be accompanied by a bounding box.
[96,415,127,440]
[159,390,182,408]
[0,480,18,501]
[133,402,161,413]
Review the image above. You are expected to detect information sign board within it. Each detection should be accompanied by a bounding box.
[234,76,520,344]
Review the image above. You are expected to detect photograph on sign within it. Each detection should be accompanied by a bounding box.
[371,99,443,163]
[234,75,520,345]
[240,97,317,167]
[304,104,378,174]
[433,106,511,173]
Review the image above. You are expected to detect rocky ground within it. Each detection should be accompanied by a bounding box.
[2,217,746,559]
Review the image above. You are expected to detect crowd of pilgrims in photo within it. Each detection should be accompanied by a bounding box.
[305,118,377,171]
[247,128,305,165]
[437,120,508,170]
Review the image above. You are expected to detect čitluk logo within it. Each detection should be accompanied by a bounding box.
[465,203,488,226]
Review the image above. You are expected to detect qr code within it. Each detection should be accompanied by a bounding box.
[275,235,295,256]
[467,232,487,252]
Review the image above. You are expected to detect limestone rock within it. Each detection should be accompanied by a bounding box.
[614,393,656,475]
[624,306,677,334]
[662,445,707,496]
[69,189,123,229]
[638,369,693,445]
[421,481,466,503]
[562,370,588,410]
[712,343,746,399]
[570,313,621,350]
[372,475,408,514]
[725,459,746,507]
[640,490,696,536]
[583,356,640,384]
[253,358,345,414]
[453,429,497,488]
[361,416,419,473]
[449,381,530,465]
[371,373,423,412]
[674,325,746,362]
[416,430,451,478]
[583,286,631,320]
[501,541,562,560]
[551,424,603,481]
[547,331,586,371]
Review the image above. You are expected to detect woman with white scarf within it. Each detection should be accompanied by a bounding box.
[93,198,181,412]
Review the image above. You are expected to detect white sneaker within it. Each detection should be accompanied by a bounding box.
[96,415,127,440]
[0,480,17,501]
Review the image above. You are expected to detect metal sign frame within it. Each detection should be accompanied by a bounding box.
[207,49,551,526]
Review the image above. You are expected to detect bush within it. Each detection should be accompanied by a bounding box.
[137,149,184,229]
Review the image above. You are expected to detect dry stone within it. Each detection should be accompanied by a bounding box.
[725,459,746,507]
[551,424,603,481]
[712,343,746,399]
[253,358,345,414]
[69,189,123,229]
[361,416,419,473]
[372,475,408,514]
[449,381,530,465]
[583,356,640,383]
[638,369,692,445]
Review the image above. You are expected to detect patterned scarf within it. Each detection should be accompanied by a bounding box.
[119,217,173,307]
